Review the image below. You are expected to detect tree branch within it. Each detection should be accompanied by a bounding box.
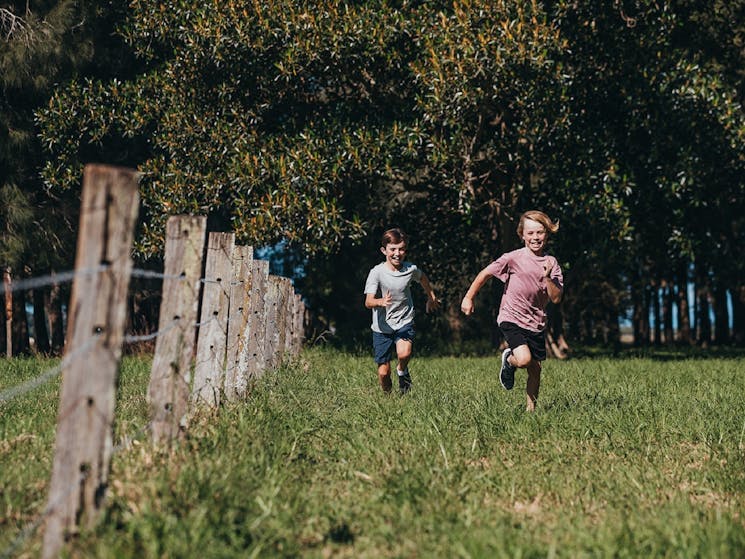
[1,8,32,44]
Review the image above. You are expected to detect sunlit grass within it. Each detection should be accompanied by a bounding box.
[1,348,744,557]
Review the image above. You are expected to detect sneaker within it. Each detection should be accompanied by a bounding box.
[398,370,413,394]
[500,348,515,390]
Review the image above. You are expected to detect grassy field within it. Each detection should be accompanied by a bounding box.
[1,347,744,558]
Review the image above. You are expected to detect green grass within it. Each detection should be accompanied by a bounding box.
[1,349,744,558]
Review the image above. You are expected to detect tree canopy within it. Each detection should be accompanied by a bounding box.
[28,0,745,347]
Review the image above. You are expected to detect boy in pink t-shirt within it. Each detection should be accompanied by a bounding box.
[461,210,563,411]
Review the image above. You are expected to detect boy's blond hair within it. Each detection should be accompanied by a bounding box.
[517,210,559,237]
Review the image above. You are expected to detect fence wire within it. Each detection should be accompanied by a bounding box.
[123,318,180,344]
[1,258,298,558]
[0,334,100,405]
[0,266,109,295]
[130,268,185,281]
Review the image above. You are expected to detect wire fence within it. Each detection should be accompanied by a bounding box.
[1,197,306,559]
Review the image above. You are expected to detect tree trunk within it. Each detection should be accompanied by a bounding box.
[490,279,505,349]
[545,302,569,359]
[33,287,51,354]
[661,279,674,345]
[0,298,5,356]
[637,281,651,346]
[11,288,30,355]
[676,263,692,345]
[732,285,745,345]
[45,281,65,354]
[696,273,712,347]
[712,280,730,345]
[607,305,621,354]
[652,280,661,346]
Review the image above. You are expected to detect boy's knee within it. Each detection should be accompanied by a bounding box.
[511,349,532,368]
[395,339,413,361]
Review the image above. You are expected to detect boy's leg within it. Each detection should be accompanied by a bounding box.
[378,362,393,393]
[525,360,541,412]
[395,338,413,393]
[395,338,413,372]
[373,331,395,393]
[509,344,533,368]
[510,345,541,410]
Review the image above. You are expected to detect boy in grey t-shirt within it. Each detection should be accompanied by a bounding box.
[364,228,439,394]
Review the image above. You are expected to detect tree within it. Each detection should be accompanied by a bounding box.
[36,1,745,349]
[1,0,136,353]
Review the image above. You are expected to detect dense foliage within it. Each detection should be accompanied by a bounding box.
[1,0,136,352]
[9,0,745,348]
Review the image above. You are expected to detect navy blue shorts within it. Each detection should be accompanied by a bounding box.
[372,323,415,364]
[499,321,546,362]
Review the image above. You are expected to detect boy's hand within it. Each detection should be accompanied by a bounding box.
[425,295,440,313]
[461,296,474,315]
[380,290,392,307]
[543,258,555,278]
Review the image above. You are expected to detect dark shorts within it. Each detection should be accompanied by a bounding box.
[499,321,546,362]
[372,323,415,364]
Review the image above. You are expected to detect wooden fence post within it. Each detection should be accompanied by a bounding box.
[4,267,12,357]
[292,293,305,355]
[224,245,252,401]
[244,259,268,381]
[192,232,234,408]
[280,278,294,356]
[42,165,139,559]
[147,216,207,443]
[263,276,283,370]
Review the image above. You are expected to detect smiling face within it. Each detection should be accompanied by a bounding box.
[521,218,548,255]
[381,240,406,270]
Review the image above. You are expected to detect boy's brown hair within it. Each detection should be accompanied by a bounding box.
[381,227,408,247]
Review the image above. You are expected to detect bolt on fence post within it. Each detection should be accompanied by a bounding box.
[42,164,139,559]
[147,215,207,444]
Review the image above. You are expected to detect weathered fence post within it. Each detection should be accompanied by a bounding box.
[147,216,207,443]
[224,245,252,401]
[279,277,293,357]
[192,232,234,407]
[292,293,305,355]
[4,267,12,357]
[263,276,283,370]
[244,259,268,381]
[42,165,139,559]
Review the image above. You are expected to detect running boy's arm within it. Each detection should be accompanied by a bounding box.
[365,291,392,309]
[419,273,440,313]
[543,262,563,304]
[460,267,492,315]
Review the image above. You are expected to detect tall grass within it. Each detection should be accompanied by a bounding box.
[1,348,744,558]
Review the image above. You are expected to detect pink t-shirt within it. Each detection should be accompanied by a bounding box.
[485,247,563,332]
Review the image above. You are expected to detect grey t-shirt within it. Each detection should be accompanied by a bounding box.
[364,261,423,333]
